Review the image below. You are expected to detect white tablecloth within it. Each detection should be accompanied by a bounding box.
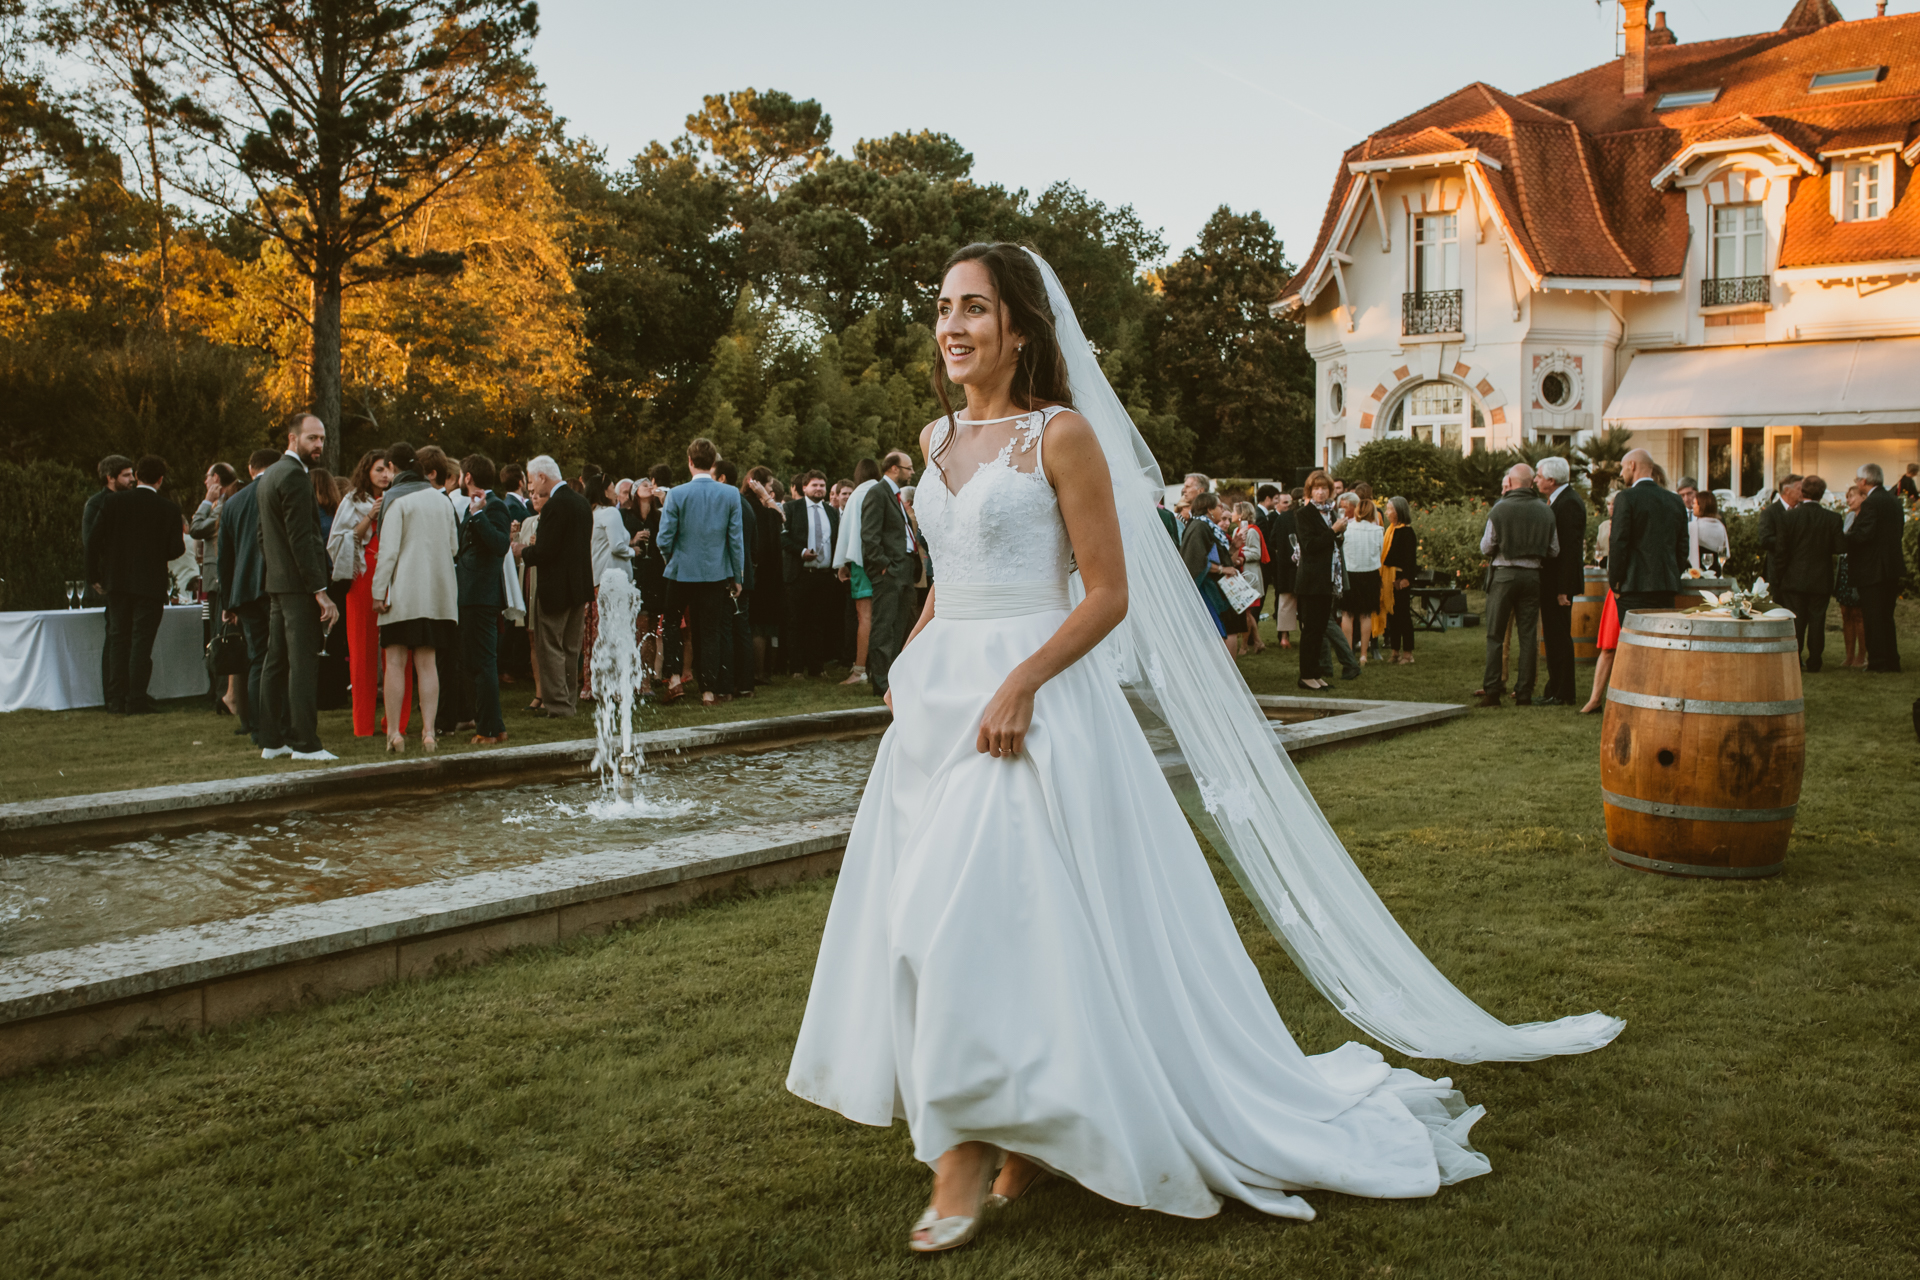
[0,605,210,713]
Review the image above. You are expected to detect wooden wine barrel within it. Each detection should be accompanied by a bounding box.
[1537,567,1609,663]
[1573,567,1607,662]
[1600,610,1804,878]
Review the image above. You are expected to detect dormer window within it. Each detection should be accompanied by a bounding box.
[1809,67,1885,92]
[1655,88,1720,110]
[1711,205,1764,280]
[1845,161,1884,221]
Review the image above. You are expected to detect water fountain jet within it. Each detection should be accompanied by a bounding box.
[588,568,647,802]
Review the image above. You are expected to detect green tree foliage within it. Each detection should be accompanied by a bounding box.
[1581,425,1634,510]
[1410,498,1492,585]
[0,330,270,471]
[0,457,106,609]
[1151,206,1312,480]
[1333,437,1464,508]
[684,88,832,195]
[149,0,542,466]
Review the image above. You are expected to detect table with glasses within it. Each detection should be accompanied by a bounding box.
[0,601,211,713]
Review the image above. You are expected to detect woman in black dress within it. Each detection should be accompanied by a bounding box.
[745,467,788,681]
[1381,496,1420,664]
[629,475,668,694]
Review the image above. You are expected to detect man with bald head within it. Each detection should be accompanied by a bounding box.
[1608,448,1688,637]
[1476,462,1558,707]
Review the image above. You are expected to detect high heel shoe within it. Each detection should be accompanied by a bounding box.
[984,1155,1050,1210]
[908,1146,1001,1254]
[421,733,437,754]
[386,733,405,753]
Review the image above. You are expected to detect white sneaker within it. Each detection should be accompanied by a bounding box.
[290,748,338,762]
[261,746,292,760]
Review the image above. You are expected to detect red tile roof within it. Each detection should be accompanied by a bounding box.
[1280,6,1920,303]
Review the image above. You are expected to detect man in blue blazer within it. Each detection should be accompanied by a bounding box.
[656,436,745,705]
[216,448,282,738]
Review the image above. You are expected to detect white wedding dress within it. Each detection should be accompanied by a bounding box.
[786,406,1489,1220]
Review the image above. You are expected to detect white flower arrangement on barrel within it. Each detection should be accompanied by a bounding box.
[1685,578,1780,619]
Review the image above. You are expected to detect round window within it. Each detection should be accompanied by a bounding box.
[1541,370,1572,408]
[1329,381,1345,417]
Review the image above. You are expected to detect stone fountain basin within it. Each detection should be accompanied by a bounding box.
[0,695,1462,1076]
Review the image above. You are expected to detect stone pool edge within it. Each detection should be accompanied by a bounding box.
[0,695,1467,1077]
[0,814,855,1076]
[0,705,894,843]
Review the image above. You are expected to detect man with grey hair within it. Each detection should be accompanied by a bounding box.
[1535,454,1588,706]
[518,454,595,714]
[1179,473,1209,532]
[1475,462,1558,707]
[1845,461,1904,672]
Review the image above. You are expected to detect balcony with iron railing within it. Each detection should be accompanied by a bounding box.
[1402,289,1463,336]
[1701,274,1769,308]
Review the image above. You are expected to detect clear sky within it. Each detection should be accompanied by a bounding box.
[531,0,1906,266]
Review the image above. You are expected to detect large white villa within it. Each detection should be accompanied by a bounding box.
[1274,0,1920,498]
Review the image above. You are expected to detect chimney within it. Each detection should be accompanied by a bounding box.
[1624,1,1650,97]
[1648,10,1677,46]
[1876,1,1887,15]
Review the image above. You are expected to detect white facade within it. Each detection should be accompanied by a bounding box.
[1293,150,1920,497]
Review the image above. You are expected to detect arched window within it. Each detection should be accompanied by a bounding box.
[1383,380,1486,454]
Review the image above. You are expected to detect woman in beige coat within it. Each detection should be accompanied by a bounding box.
[372,471,459,752]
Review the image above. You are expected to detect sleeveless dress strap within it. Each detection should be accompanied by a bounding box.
[1033,404,1070,478]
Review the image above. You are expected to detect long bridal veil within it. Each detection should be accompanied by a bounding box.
[1030,248,1622,1064]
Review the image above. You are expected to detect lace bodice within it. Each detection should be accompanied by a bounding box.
[917,406,1072,587]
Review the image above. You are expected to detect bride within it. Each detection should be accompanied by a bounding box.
[786,243,1621,1253]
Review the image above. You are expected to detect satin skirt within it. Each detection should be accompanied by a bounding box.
[786,606,1489,1220]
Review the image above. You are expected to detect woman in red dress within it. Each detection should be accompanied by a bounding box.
[333,450,412,736]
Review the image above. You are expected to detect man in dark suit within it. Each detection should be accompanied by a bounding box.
[861,450,920,701]
[782,470,840,678]
[1845,463,1905,673]
[87,454,184,714]
[519,453,594,715]
[82,453,135,703]
[712,458,760,699]
[497,464,532,524]
[456,453,513,742]
[216,449,280,739]
[255,414,340,760]
[1773,474,1844,672]
[1757,473,1802,583]
[1607,449,1689,627]
[81,454,134,612]
[1264,490,1297,643]
[1535,455,1589,706]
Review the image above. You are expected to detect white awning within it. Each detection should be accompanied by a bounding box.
[1603,338,1920,431]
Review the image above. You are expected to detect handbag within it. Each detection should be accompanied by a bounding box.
[207,620,249,676]
[1218,570,1261,615]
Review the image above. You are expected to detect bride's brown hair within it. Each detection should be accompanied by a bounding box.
[930,243,1073,467]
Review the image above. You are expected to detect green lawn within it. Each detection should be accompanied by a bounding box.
[1,606,1917,1278]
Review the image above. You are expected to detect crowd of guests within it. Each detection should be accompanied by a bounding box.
[1169,471,1422,691]
[82,420,933,756]
[75,420,1916,744]
[1169,451,1910,706]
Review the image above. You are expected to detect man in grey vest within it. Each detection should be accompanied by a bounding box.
[255,412,340,761]
[1476,463,1559,708]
